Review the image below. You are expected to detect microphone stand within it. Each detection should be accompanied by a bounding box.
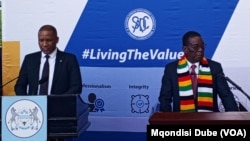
[224,75,250,101]
[0,76,19,96]
[0,76,19,88]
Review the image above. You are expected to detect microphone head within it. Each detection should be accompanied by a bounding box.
[39,76,48,84]
[218,73,226,78]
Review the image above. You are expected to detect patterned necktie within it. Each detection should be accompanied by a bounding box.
[39,55,50,95]
[191,65,197,98]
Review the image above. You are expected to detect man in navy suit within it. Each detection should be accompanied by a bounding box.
[159,31,238,112]
[15,24,82,96]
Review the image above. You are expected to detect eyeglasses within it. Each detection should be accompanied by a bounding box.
[187,43,206,51]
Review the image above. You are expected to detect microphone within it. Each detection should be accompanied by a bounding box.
[39,76,48,85]
[1,76,21,96]
[218,73,250,101]
[31,77,48,95]
[33,76,49,95]
[0,76,19,89]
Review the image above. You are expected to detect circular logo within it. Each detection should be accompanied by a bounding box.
[6,99,44,138]
[94,98,105,112]
[95,99,104,109]
[131,94,150,113]
[125,8,156,40]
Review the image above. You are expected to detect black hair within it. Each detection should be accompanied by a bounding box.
[38,24,57,36]
[182,31,201,46]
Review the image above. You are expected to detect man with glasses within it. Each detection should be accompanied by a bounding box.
[158,31,238,112]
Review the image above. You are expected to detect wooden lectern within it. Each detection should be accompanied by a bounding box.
[149,112,250,125]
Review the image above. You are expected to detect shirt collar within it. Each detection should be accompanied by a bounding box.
[41,48,57,58]
[187,61,199,68]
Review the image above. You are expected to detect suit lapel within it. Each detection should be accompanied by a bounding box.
[30,52,42,95]
[33,52,42,81]
[51,50,63,90]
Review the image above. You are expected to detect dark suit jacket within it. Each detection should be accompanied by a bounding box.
[159,59,238,112]
[15,49,82,95]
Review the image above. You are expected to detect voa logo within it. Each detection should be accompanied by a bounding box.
[125,8,156,40]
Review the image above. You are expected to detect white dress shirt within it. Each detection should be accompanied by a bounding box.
[38,49,57,95]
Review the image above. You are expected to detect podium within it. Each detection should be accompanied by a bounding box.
[149,112,250,125]
[0,94,90,140]
[48,94,90,138]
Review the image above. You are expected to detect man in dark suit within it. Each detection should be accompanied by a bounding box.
[15,25,82,141]
[15,24,82,96]
[159,31,239,112]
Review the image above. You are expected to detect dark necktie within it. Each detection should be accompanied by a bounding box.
[191,65,197,98]
[39,55,50,95]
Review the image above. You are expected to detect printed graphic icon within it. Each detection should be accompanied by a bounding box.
[6,100,43,138]
[88,93,105,112]
[131,94,150,113]
[125,8,156,40]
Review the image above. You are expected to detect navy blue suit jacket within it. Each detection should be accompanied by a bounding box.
[15,50,82,95]
[159,59,238,112]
